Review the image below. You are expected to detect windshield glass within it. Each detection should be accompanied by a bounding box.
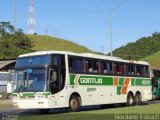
[14,68,47,92]
[15,55,50,67]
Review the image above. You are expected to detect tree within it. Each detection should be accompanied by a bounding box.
[0,21,33,59]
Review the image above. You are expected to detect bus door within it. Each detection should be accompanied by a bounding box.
[49,55,66,94]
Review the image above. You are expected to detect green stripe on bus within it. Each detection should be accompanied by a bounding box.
[131,78,136,86]
[70,74,76,85]
[70,74,151,86]
[43,92,51,96]
[117,86,122,95]
[119,78,124,85]
[22,93,35,96]
[131,78,151,86]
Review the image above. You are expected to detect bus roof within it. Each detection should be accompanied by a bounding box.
[18,51,149,65]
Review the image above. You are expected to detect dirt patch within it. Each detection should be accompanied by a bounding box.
[0,99,13,108]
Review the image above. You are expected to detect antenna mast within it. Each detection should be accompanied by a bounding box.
[28,0,35,34]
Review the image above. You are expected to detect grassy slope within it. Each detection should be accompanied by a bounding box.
[142,50,160,68]
[27,35,93,53]
[19,104,160,120]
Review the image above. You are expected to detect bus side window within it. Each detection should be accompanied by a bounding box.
[76,59,84,73]
[107,62,112,74]
[136,65,141,76]
[101,62,107,74]
[88,60,93,73]
[69,58,76,72]
[144,66,149,76]
[125,64,130,76]
[136,65,145,76]
[114,63,121,75]
[69,57,84,73]
[93,60,99,73]
[140,66,145,76]
[130,64,135,75]
[120,64,124,75]
[85,61,89,73]
[113,63,117,74]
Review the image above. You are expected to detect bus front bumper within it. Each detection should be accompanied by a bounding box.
[13,99,50,109]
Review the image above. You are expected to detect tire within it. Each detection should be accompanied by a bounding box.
[68,95,80,112]
[39,109,50,113]
[127,93,135,106]
[135,94,141,105]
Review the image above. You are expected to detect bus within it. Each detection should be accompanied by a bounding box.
[151,69,160,100]
[12,51,152,112]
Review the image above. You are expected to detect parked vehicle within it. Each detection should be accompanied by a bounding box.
[151,69,160,100]
[0,71,15,99]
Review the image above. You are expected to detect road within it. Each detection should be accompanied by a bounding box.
[0,100,160,115]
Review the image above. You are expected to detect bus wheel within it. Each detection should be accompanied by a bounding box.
[39,109,50,113]
[68,95,80,112]
[127,93,135,106]
[135,94,141,105]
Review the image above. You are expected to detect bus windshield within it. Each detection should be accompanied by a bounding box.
[14,68,48,92]
[15,55,50,67]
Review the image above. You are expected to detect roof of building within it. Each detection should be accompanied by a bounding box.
[0,60,16,70]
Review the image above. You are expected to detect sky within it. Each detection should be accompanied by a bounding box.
[0,0,160,54]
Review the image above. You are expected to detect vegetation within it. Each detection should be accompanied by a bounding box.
[18,104,160,120]
[142,50,160,68]
[0,22,33,59]
[112,32,160,60]
[0,21,93,60]
[28,35,93,53]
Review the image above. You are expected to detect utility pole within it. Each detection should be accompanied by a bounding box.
[13,0,17,30]
[109,0,127,56]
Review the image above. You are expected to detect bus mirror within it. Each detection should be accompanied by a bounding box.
[50,70,57,82]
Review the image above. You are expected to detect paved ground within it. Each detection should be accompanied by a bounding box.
[0,100,160,115]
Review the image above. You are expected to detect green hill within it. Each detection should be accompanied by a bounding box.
[112,32,160,60]
[142,50,160,68]
[27,35,93,53]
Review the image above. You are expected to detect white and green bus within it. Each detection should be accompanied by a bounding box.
[12,51,152,112]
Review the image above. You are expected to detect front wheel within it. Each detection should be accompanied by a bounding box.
[68,95,80,112]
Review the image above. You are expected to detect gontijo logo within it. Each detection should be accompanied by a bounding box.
[80,77,102,84]
[73,75,103,86]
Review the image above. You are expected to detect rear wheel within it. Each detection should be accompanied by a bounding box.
[68,95,80,112]
[135,94,141,105]
[127,93,135,106]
